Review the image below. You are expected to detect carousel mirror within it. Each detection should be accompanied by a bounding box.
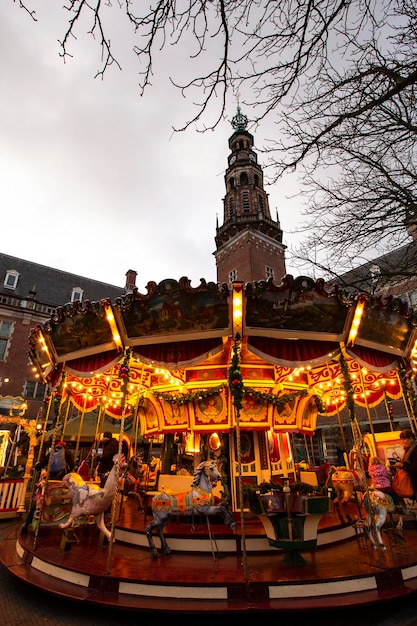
[208,432,221,451]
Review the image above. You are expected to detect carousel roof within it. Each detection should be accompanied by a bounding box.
[28,275,416,436]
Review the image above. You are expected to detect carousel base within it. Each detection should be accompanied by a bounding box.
[2,498,417,613]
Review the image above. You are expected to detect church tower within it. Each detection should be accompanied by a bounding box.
[214,106,286,285]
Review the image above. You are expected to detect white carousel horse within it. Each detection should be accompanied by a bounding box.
[60,453,125,543]
[145,459,236,558]
[330,465,402,550]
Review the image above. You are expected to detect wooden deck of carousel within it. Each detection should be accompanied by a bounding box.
[3,496,417,614]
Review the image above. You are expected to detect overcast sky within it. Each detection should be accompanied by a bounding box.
[0,3,306,292]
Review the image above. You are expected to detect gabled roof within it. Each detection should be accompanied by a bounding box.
[0,252,126,307]
[332,242,417,294]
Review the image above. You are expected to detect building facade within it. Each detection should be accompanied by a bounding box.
[0,255,133,422]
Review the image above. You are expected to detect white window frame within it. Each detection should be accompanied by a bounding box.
[4,270,19,290]
[71,287,84,303]
[229,269,238,283]
[266,266,274,280]
[0,321,13,361]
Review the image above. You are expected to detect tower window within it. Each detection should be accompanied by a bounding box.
[240,172,248,186]
[254,175,259,187]
[228,197,234,218]
[266,267,274,280]
[258,194,264,210]
[229,269,238,283]
[242,192,250,213]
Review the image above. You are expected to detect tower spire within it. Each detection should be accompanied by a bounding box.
[231,97,248,132]
[214,108,286,285]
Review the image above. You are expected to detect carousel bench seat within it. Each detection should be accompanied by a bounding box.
[158,474,194,492]
[143,473,224,521]
[157,473,224,499]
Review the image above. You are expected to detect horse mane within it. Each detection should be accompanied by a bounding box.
[191,461,205,487]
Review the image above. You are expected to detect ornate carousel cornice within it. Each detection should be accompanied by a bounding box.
[27,275,417,433]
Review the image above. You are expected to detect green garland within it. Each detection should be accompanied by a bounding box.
[151,339,327,415]
[398,364,417,419]
[228,340,244,411]
[153,384,226,405]
[339,351,355,421]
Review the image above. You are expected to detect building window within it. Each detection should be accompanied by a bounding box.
[229,269,238,283]
[405,290,417,307]
[258,194,264,210]
[242,192,250,212]
[71,287,84,303]
[228,197,234,218]
[369,264,381,283]
[4,270,19,290]
[0,321,13,361]
[24,380,47,400]
[266,266,274,280]
[240,172,249,186]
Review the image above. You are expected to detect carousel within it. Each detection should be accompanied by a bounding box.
[2,274,417,613]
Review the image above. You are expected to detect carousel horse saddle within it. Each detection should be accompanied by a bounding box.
[369,490,396,512]
[153,488,211,513]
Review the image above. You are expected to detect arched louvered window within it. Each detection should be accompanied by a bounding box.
[229,197,234,218]
[242,192,250,212]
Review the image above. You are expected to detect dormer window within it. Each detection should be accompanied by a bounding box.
[4,270,19,290]
[369,264,381,283]
[71,287,84,303]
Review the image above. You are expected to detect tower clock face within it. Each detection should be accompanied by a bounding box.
[230,155,237,164]
[249,153,256,162]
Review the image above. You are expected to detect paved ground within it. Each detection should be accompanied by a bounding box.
[2,516,417,625]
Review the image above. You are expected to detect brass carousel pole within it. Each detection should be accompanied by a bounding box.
[397,366,417,434]
[59,389,72,440]
[131,362,145,457]
[33,372,66,550]
[326,361,349,454]
[382,383,395,432]
[36,392,54,464]
[74,393,88,465]
[107,349,130,574]
[357,366,377,452]
[229,335,248,586]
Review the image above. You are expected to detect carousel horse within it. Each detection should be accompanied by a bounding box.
[60,453,126,543]
[145,459,236,558]
[122,454,149,508]
[330,465,366,523]
[330,465,402,550]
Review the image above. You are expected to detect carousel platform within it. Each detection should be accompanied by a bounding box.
[2,497,417,613]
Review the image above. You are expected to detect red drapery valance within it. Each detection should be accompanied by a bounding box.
[247,337,340,367]
[133,338,223,368]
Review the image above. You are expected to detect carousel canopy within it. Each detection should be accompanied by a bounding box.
[28,276,416,437]
[0,396,27,417]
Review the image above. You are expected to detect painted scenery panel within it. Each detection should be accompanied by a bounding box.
[49,309,113,358]
[357,305,412,352]
[121,279,230,340]
[245,277,349,335]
